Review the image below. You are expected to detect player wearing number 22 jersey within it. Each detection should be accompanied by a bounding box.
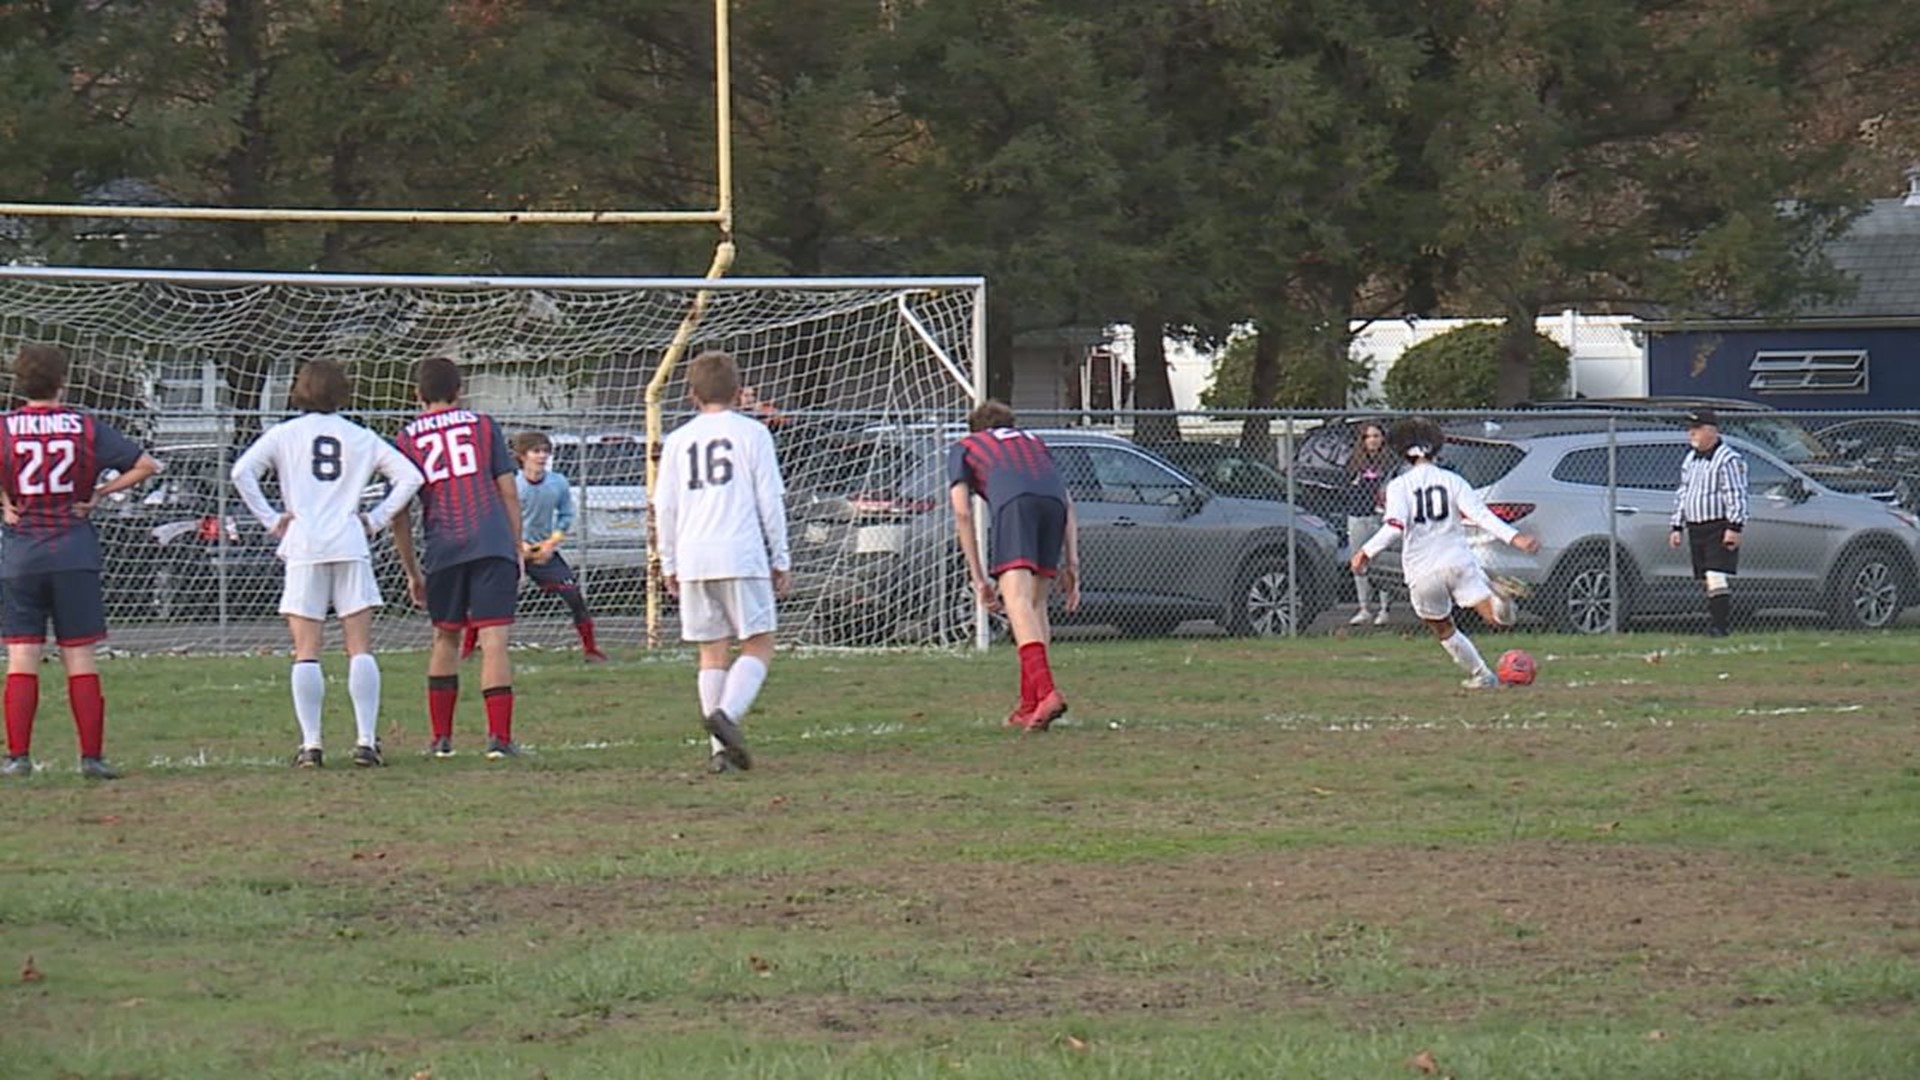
[230,359,425,769]
[391,357,524,760]
[1,344,159,780]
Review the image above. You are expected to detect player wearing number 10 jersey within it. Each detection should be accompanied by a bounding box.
[1350,417,1539,689]
[392,357,525,760]
[654,351,791,775]
[0,344,159,780]
[231,360,425,768]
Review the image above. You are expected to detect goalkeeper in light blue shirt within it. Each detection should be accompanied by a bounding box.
[461,431,610,663]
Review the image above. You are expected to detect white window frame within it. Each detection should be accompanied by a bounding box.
[1747,349,1869,395]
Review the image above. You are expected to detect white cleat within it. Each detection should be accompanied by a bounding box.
[1373,608,1391,625]
[1349,607,1374,625]
[1462,671,1500,689]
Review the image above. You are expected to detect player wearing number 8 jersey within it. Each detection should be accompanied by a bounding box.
[654,351,791,774]
[231,360,425,768]
[1350,417,1540,688]
[392,357,525,759]
[0,344,158,780]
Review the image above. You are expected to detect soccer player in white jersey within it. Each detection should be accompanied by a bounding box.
[231,360,425,766]
[654,350,791,774]
[1349,417,1540,688]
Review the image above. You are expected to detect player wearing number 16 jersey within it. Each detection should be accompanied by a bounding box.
[231,360,425,768]
[654,351,791,775]
[392,357,525,760]
[1,345,159,780]
[1350,417,1540,688]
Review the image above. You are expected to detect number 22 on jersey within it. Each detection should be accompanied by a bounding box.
[13,438,78,495]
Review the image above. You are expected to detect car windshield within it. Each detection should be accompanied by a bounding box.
[552,440,648,484]
[1724,416,1829,463]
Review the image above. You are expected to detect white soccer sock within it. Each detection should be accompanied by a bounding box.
[720,655,768,727]
[291,661,325,748]
[1440,631,1490,678]
[348,653,381,748]
[1353,575,1370,609]
[699,668,728,755]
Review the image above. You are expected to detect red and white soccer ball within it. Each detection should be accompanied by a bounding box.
[1496,648,1537,686]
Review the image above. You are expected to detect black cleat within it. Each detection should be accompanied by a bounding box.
[79,756,121,781]
[351,744,384,768]
[484,736,521,760]
[702,710,752,771]
[293,746,324,768]
[2,754,32,778]
[429,736,455,758]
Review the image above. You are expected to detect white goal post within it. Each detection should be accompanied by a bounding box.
[0,265,985,653]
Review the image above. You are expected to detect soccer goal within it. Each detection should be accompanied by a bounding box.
[0,266,985,653]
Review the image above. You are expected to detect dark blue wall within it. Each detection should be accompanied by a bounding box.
[1647,326,1920,410]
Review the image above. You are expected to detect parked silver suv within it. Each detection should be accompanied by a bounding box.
[1369,429,1920,632]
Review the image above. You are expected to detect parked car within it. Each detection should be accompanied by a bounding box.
[94,444,284,621]
[788,426,1344,644]
[1364,429,1920,633]
[1135,440,1292,502]
[1810,417,1920,496]
[546,432,649,576]
[1515,397,1916,509]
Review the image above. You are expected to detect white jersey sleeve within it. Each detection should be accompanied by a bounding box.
[236,413,427,565]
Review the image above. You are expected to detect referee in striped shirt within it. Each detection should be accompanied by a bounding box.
[1668,408,1748,637]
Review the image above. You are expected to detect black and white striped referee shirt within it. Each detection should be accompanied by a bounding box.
[1670,440,1749,532]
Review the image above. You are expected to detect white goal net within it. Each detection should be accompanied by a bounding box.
[0,267,983,654]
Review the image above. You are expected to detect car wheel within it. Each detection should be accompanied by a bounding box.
[1223,555,1307,637]
[1827,546,1905,630]
[1545,548,1631,635]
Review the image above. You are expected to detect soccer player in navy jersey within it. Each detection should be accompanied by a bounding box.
[0,344,159,779]
[390,358,525,759]
[948,400,1080,732]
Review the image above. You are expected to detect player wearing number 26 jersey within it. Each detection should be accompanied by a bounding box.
[231,360,425,769]
[1,344,158,780]
[391,357,525,760]
[654,351,791,775]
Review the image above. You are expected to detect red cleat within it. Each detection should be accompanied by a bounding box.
[1006,703,1034,729]
[1026,690,1068,732]
[583,649,611,665]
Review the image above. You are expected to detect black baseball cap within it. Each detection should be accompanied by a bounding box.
[1685,408,1718,428]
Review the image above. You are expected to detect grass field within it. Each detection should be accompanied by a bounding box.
[4,629,1918,1078]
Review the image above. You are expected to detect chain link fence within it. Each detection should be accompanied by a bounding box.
[52,405,1920,655]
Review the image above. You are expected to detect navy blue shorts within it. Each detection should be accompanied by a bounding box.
[525,550,578,593]
[989,494,1066,578]
[2,570,108,647]
[426,557,519,631]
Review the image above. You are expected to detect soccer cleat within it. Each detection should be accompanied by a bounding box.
[1705,624,1730,638]
[1488,572,1533,600]
[293,746,324,768]
[1006,703,1034,729]
[1,754,32,778]
[1489,591,1516,628]
[1348,607,1373,625]
[1026,690,1069,732]
[351,744,385,768]
[583,649,611,665]
[79,756,121,780]
[1461,671,1500,690]
[702,710,753,771]
[708,751,741,775]
[484,736,521,760]
[1373,608,1392,626]
[429,736,455,758]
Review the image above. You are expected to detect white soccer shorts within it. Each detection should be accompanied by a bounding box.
[678,577,778,642]
[280,559,383,621]
[1406,560,1495,622]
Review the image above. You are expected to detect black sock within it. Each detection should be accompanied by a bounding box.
[1707,593,1731,630]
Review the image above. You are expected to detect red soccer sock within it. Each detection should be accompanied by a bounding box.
[576,618,599,654]
[483,686,513,742]
[68,673,104,759]
[5,672,38,757]
[428,675,459,740]
[1018,642,1056,708]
